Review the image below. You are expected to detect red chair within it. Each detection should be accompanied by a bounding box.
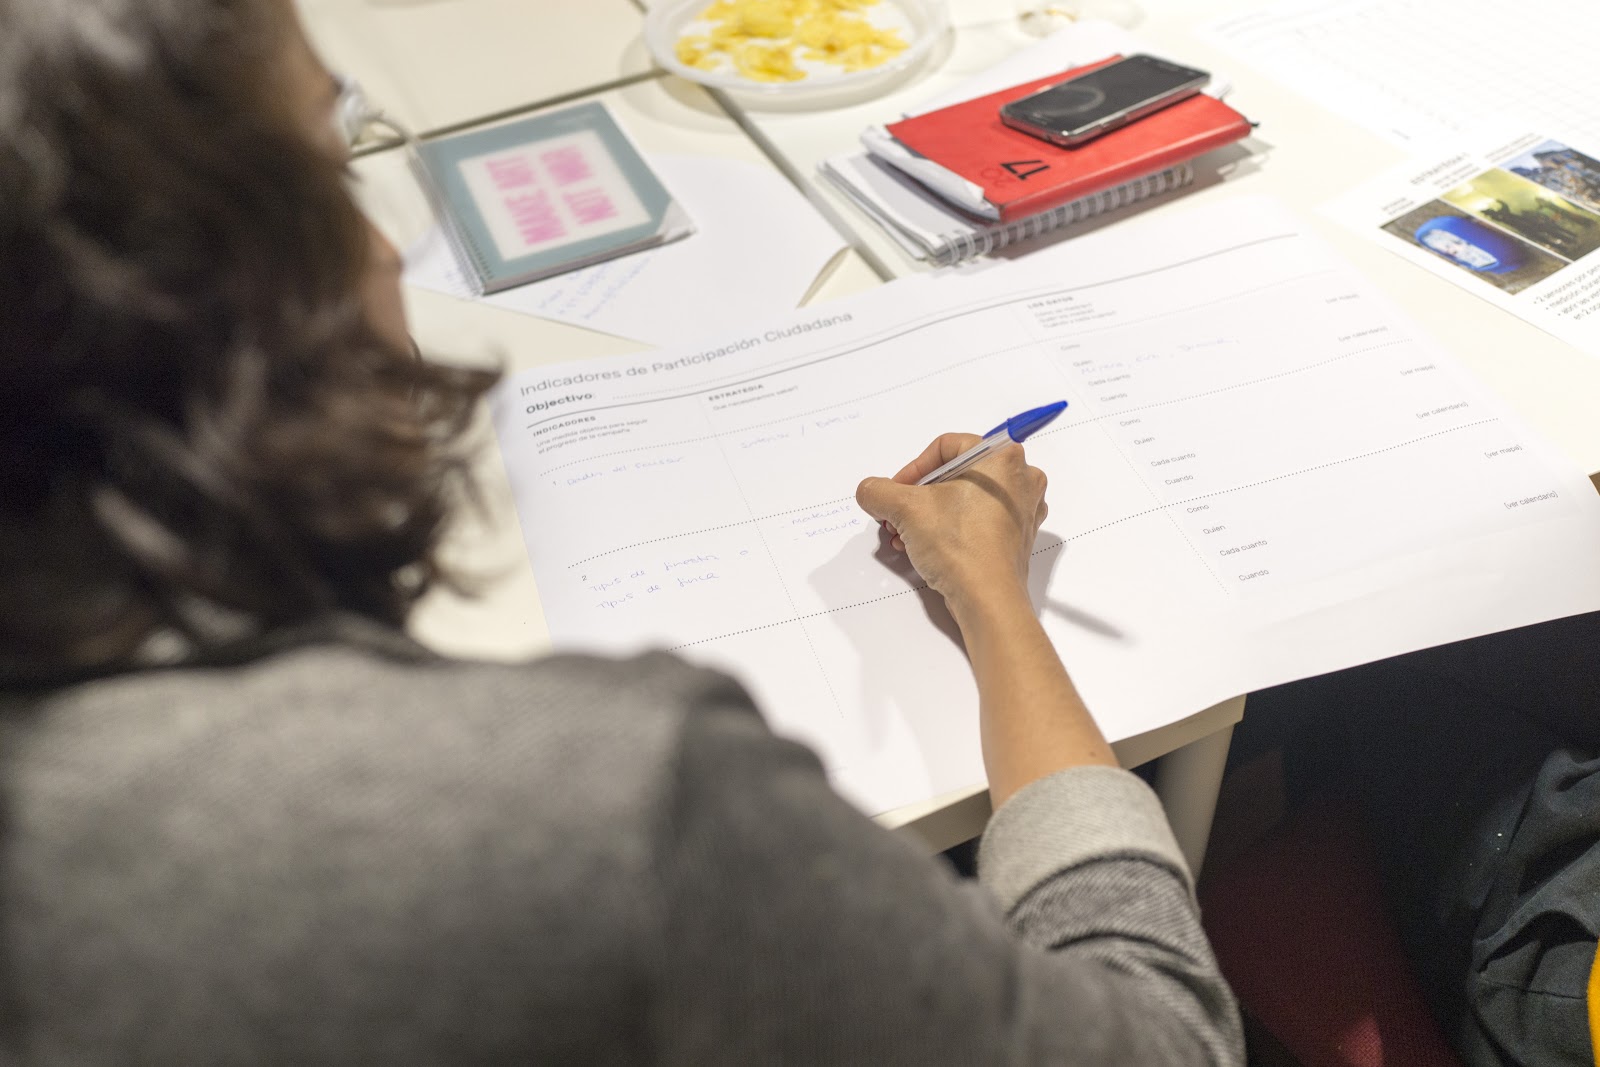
[1199,793,1463,1067]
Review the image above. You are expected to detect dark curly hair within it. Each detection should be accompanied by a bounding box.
[0,0,497,679]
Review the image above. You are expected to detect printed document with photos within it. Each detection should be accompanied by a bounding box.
[490,197,1600,817]
[1330,131,1600,355]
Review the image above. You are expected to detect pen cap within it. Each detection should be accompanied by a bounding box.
[1001,400,1068,442]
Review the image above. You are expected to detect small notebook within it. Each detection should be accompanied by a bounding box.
[822,152,1193,265]
[876,57,1251,222]
[410,101,693,294]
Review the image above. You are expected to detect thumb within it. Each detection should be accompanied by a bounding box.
[856,475,918,526]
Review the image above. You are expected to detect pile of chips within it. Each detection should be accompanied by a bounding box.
[675,0,911,83]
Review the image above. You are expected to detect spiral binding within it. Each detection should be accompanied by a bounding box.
[930,162,1196,267]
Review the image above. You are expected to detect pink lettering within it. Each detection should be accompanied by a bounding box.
[542,146,592,185]
[505,190,565,246]
[564,187,617,225]
[486,155,536,190]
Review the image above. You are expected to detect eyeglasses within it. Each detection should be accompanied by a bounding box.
[329,74,467,324]
[332,75,410,155]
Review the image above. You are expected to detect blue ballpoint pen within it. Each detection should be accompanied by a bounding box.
[916,401,1068,486]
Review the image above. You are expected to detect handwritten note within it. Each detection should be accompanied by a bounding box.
[406,154,847,347]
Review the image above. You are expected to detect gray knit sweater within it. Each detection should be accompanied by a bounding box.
[0,618,1242,1064]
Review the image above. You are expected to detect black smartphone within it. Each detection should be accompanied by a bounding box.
[999,54,1211,148]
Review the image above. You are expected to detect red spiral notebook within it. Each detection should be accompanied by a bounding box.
[883,57,1253,222]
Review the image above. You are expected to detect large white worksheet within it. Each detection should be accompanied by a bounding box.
[491,197,1600,816]
[1200,0,1600,148]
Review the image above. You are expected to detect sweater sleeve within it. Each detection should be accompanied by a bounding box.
[981,766,1244,1067]
[646,673,1243,1067]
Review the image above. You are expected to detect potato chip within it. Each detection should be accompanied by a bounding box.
[733,42,807,81]
[675,34,719,70]
[733,1,794,37]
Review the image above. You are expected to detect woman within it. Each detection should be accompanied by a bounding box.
[0,0,1242,1061]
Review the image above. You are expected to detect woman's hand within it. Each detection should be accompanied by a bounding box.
[855,434,1048,618]
[858,435,1113,803]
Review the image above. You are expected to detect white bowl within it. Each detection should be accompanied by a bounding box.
[643,0,950,109]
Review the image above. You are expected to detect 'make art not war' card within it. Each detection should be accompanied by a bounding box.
[413,101,693,294]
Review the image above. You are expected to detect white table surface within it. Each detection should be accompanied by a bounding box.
[316,0,1600,860]
[297,0,657,134]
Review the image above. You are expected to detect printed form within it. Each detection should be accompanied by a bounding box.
[491,197,1600,816]
[1199,0,1600,148]
[1198,1,1600,355]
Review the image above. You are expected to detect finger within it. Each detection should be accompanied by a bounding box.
[892,432,985,485]
[983,442,1029,476]
[855,475,916,525]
